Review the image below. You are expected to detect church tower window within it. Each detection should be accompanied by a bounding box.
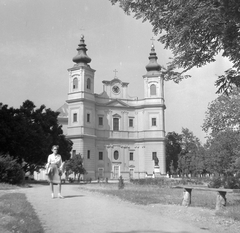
[73,113,77,122]
[152,118,157,126]
[150,84,156,96]
[73,77,78,90]
[87,78,91,89]
[113,118,119,131]
[87,113,90,123]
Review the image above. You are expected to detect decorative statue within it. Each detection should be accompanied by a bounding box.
[154,156,159,166]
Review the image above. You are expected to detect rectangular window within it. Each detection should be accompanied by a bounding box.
[152,118,157,126]
[152,152,157,160]
[98,116,103,126]
[73,113,77,122]
[129,152,134,161]
[99,152,103,160]
[87,113,90,123]
[87,150,90,159]
[113,118,119,131]
[129,118,134,127]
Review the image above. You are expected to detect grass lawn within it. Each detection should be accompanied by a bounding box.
[80,181,240,221]
[0,183,44,233]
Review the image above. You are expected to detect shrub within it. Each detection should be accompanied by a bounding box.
[0,155,24,184]
[130,177,204,187]
[208,177,222,188]
[208,175,240,189]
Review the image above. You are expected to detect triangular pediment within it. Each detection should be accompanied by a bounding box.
[106,99,129,107]
[113,113,121,118]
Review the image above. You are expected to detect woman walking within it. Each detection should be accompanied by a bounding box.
[46,145,64,198]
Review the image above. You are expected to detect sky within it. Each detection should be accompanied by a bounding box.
[0,0,233,143]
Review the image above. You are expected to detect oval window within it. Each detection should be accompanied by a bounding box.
[113,150,119,160]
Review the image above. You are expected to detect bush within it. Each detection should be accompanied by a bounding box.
[0,155,24,184]
[130,177,204,187]
[208,177,222,188]
[208,175,240,189]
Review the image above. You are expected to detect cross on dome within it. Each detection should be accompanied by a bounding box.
[113,69,118,78]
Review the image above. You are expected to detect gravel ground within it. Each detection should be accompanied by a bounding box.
[16,184,240,233]
[1,183,240,233]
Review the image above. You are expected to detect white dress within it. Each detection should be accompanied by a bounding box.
[46,153,62,184]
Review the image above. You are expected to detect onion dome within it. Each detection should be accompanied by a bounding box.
[145,44,161,72]
[72,35,91,65]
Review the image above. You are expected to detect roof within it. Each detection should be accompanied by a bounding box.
[56,103,68,118]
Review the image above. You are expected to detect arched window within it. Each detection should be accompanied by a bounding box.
[114,150,119,160]
[87,78,91,89]
[150,84,156,96]
[73,78,78,90]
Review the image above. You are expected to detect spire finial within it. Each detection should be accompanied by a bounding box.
[72,35,91,65]
[145,37,161,72]
[113,69,118,78]
[150,37,155,48]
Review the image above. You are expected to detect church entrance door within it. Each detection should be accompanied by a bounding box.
[112,165,120,179]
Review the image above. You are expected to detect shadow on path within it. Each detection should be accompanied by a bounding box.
[109,231,205,233]
[63,194,85,199]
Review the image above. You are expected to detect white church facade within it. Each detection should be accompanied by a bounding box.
[58,36,166,180]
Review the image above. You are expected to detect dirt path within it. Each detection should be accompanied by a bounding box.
[18,184,240,233]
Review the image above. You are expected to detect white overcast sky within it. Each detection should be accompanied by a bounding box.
[0,0,232,143]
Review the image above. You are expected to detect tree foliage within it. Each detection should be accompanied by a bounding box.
[178,128,206,176]
[65,153,86,181]
[0,154,25,184]
[110,0,240,94]
[165,132,182,174]
[205,130,240,175]
[0,100,72,172]
[202,87,240,136]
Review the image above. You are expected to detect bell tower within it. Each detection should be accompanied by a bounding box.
[142,42,166,175]
[66,36,96,163]
[143,44,164,102]
[67,35,95,102]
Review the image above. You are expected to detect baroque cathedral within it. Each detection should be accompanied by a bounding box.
[57,36,166,180]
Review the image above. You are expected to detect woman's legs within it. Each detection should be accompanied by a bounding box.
[58,182,64,198]
[50,182,54,198]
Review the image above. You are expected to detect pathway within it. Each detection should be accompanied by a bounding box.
[21,184,213,233]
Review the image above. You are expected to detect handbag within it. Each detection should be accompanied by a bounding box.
[58,162,65,176]
[46,165,53,176]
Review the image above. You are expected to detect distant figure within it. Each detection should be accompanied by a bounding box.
[46,145,64,199]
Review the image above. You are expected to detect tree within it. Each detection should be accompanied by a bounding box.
[165,132,182,175]
[0,100,72,172]
[204,129,240,175]
[65,153,86,181]
[178,128,206,176]
[202,87,240,137]
[110,0,240,94]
